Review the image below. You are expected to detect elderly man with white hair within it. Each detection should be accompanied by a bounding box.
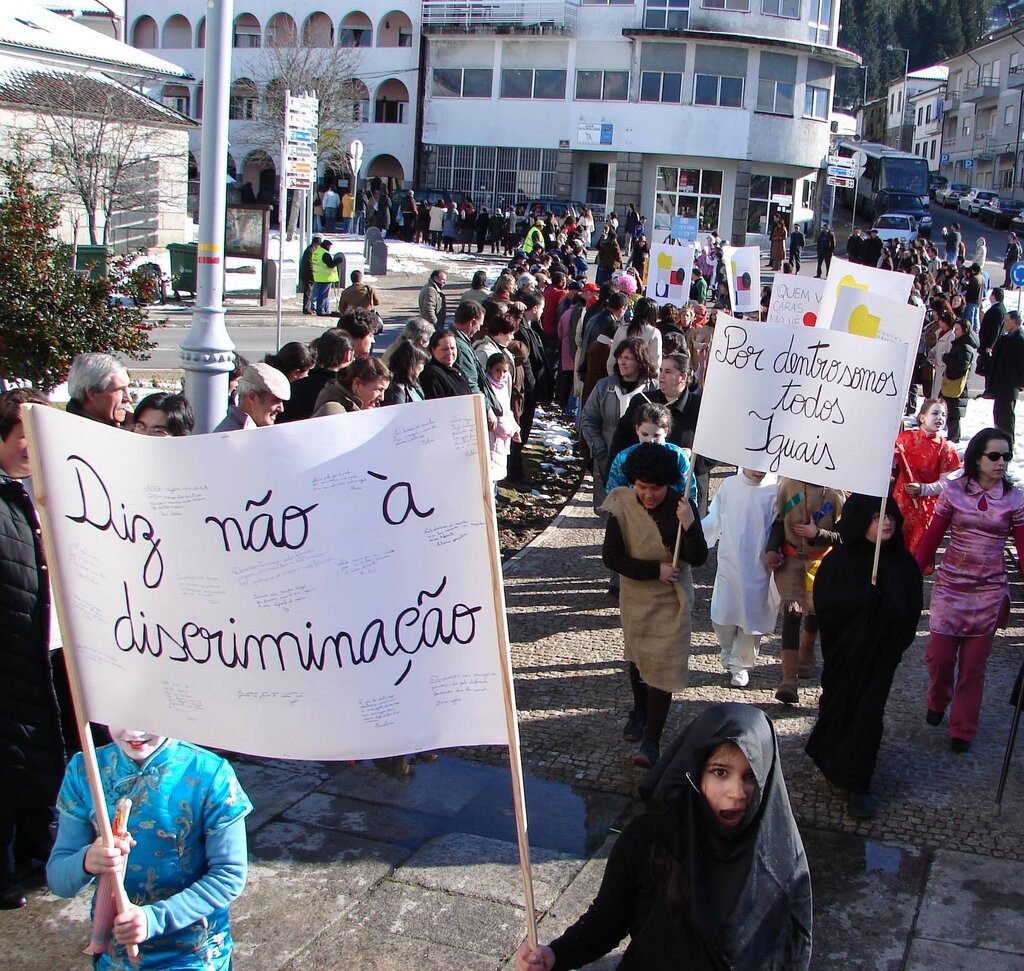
[66,353,131,428]
[213,363,291,432]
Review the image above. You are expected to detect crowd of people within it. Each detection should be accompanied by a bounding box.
[5,196,1024,970]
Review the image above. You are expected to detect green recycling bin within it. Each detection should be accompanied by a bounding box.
[167,242,198,299]
[73,245,108,280]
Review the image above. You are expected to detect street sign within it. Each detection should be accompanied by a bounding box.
[941,153,950,163]
[828,165,854,178]
[964,159,975,169]
[1012,261,1024,287]
[827,175,856,189]
[850,150,867,179]
[349,139,364,177]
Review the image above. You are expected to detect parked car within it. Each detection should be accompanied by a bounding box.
[872,213,918,242]
[979,198,1024,229]
[1010,210,1024,235]
[873,190,933,238]
[958,189,1000,216]
[412,188,473,210]
[936,182,971,207]
[928,174,949,200]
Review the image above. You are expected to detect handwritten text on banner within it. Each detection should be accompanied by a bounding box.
[26,398,509,761]
[693,316,912,496]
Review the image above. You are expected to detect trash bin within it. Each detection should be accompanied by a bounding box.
[167,242,198,299]
[74,245,108,280]
[266,259,298,299]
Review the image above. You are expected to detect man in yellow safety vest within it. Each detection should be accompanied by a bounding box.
[311,239,340,316]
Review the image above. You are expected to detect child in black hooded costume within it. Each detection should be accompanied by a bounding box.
[805,493,923,820]
[515,703,812,970]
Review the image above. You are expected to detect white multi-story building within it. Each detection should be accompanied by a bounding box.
[421,0,858,241]
[125,0,418,200]
[883,64,946,154]
[909,81,945,173]
[124,0,857,241]
[940,24,1024,195]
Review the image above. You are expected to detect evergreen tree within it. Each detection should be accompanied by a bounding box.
[0,148,154,391]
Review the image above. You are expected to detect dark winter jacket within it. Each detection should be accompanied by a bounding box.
[0,475,65,809]
[987,327,1024,400]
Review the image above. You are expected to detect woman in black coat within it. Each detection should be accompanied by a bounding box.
[420,331,473,400]
[806,493,923,820]
[940,319,977,443]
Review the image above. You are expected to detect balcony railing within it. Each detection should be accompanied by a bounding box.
[1009,65,1024,88]
[944,92,961,111]
[963,80,1000,102]
[422,0,579,35]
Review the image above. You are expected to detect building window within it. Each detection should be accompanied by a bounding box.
[654,166,723,233]
[762,0,798,16]
[756,52,795,116]
[693,45,746,107]
[575,70,629,100]
[757,78,793,114]
[431,144,558,210]
[808,0,832,44]
[1006,105,1015,126]
[232,19,261,48]
[641,70,683,102]
[695,74,743,106]
[804,85,828,118]
[747,173,794,234]
[930,141,937,160]
[432,68,493,98]
[398,27,413,46]
[339,27,370,47]
[581,0,634,4]
[500,69,566,100]
[644,0,689,28]
[703,0,749,9]
[229,83,258,120]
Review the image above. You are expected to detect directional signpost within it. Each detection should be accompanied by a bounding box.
[278,90,319,344]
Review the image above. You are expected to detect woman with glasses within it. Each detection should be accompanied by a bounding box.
[915,428,1024,752]
[132,393,195,437]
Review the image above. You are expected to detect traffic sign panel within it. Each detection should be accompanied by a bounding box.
[1012,261,1024,287]
[827,175,855,188]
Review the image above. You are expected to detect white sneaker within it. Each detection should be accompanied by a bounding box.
[730,670,750,688]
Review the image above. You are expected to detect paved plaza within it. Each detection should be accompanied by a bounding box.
[2,466,1024,969]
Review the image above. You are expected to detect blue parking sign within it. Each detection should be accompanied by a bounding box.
[1012,261,1024,287]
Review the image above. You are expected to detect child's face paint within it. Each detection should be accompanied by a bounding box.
[110,728,166,764]
[700,742,756,829]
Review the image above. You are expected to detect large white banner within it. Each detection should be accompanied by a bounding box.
[26,398,511,761]
[766,276,827,328]
[816,256,914,328]
[647,242,693,307]
[693,316,913,495]
[723,244,761,315]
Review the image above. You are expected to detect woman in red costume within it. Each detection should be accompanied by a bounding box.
[892,398,961,554]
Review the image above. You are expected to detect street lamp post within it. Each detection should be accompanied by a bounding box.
[180,0,236,433]
[886,45,911,152]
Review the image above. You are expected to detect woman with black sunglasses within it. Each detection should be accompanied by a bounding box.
[915,428,1024,752]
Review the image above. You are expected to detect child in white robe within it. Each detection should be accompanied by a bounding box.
[701,468,781,687]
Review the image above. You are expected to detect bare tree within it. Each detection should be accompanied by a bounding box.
[32,74,185,246]
[249,42,365,174]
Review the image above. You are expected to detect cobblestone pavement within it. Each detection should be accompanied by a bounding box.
[492,464,1024,861]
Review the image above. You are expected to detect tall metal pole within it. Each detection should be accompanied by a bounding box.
[180,0,236,434]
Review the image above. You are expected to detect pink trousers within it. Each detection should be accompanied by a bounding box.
[925,631,995,742]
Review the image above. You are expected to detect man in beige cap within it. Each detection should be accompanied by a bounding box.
[213,363,291,431]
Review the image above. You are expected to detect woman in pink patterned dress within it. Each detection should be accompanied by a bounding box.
[915,427,1024,752]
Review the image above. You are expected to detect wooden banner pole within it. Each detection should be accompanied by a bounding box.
[672,458,696,569]
[471,397,539,948]
[23,406,139,959]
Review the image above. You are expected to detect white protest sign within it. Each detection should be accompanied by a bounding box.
[766,276,827,328]
[26,398,511,761]
[828,287,924,410]
[647,242,692,307]
[816,257,913,328]
[693,316,913,495]
[722,245,761,315]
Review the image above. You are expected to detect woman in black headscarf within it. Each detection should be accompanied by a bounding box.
[514,703,812,971]
[805,494,923,821]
